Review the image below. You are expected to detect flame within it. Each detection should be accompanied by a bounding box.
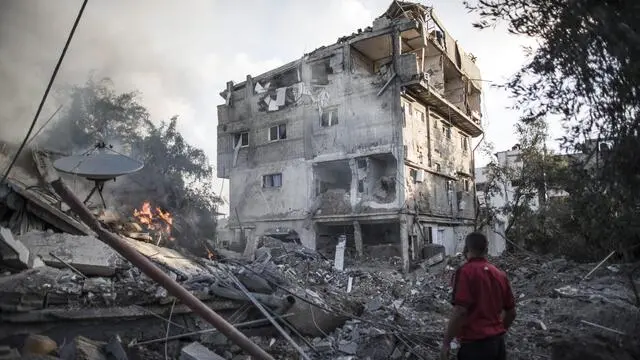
[133,201,174,241]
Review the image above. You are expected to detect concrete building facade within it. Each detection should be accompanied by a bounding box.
[216,2,483,271]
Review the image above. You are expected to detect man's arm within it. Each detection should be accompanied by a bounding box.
[444,268,474,344]
[443,305,468,345]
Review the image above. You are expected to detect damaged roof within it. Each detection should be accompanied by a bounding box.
[378,1,432,21]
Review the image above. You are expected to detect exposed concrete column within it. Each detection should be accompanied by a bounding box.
[353,220,363,257]
[400,215,410,273]
[348,158,358,210]
[391,28,401,74]
[245,75,253,99]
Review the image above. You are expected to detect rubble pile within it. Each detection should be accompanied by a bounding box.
[229,239,640,360]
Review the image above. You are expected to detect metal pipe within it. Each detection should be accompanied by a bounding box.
[49,178,275,360]
[583,250,616,280]
[229,273,312,360]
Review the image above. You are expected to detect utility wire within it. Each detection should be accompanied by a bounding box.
[1,0,88,185]
[25,104,64,147]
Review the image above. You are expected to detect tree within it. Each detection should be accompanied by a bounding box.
[40,78,222,247]
[466,0,640,259]
[476,120,570,253]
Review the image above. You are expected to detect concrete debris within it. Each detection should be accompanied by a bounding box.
[0,232,638,359]
[22,334,57,355]
[180,342,225,360]
[0,227,32,269]
[17,231,127,276]
[59,336,107,360]
[104,336,128,360]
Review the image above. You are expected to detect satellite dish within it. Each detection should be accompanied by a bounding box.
[53,142,144,207]
[54,152,143,180]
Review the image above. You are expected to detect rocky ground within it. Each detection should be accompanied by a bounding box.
[216,239,640,360]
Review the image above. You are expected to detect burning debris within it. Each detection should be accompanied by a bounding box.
[132,201,174,245]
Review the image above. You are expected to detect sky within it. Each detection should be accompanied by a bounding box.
[0,0,557,214]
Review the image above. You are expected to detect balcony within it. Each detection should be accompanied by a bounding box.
[397,49,483,137]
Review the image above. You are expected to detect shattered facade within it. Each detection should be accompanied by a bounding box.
[217,2,483,271]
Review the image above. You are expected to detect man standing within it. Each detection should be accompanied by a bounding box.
[441,232,516,360]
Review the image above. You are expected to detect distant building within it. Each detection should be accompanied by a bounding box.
[475,144,575,251]
[217,2,484,271]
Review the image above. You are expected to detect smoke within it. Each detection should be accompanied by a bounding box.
[0,0,222,150]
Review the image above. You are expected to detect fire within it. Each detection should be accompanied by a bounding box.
[133,201,174,241]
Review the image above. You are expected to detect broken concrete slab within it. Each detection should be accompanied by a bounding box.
[120,236,209,278]
[104,336,128,360]
[0,227,31,268]
[180,342,225,360]
[286,294,349,337]
[22,334,57,356]
[59,336,107,360]
[17,231,127,276]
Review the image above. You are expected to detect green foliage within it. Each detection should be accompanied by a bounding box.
[466,0,640,260]
[41,78,221,243]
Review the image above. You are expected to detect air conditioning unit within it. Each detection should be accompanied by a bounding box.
[415,169,425,183]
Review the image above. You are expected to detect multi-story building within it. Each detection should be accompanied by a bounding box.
[217,2,483,271]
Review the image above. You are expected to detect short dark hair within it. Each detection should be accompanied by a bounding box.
[465,232,488,254]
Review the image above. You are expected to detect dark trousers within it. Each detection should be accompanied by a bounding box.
[457,334,506,360]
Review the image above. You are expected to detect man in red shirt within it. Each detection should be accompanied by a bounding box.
[440,232,516,360]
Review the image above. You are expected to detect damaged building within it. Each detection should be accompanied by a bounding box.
[217,2,483,271]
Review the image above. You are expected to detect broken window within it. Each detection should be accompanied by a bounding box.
[311,58,333,85]
[402,101,413,116]
[358,180,365,193]
[357,158,367,169]
[435,163,441,172]
[461,178,470,192]
[233,132,249,148]
[442,125,451,139]
[415,109,425,123]
[254,67,300,94]
[461,135,469,152]
[446,180,453,192]
[263,173,282,188]
[409,168,418,183]
[272,68,299,88]
[314,160,353,213]
[321,109,339,127]
[269,124,287,141]
[431,112,442,128]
